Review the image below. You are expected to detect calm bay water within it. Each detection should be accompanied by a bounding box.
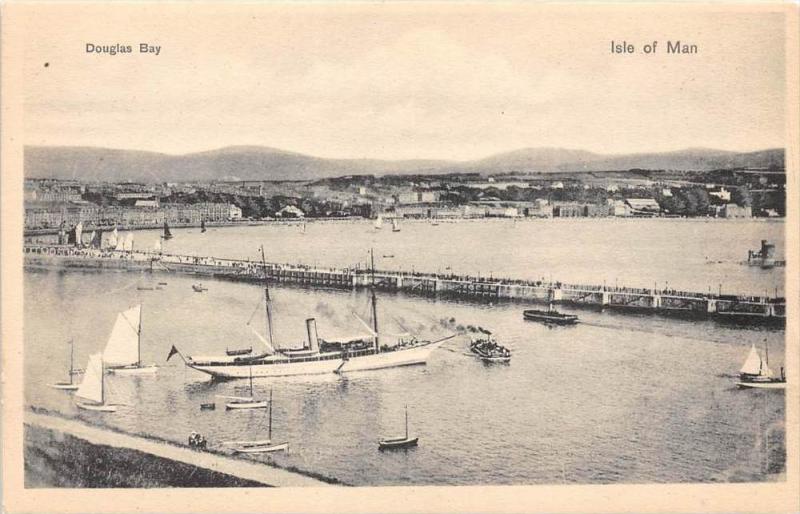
[25,218,786,485]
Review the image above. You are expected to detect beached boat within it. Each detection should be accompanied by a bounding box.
[737,343,785,390]
[104,305,158,375]
[76,353,118,412]
[379,405,418,450]
[182,248,452,379]
[49,339,80,390]
[469,335,511,363]
[227,390,289,454]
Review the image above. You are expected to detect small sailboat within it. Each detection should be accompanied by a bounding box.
[227,390,289,454]
[392,218,401,232]
[161,221,173,240]
[103,305,158,374]
[75,353,117,412]
[379,405,418,450]
[374,216,383,230]
[49,339,80,390]
[221,367,269,409]
[201,219,207,233]
[737,343,786,389]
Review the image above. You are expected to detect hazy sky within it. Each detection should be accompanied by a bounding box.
[20,4,786,160]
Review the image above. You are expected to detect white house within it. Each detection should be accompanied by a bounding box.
[277,205,305,218]
[228,204,243,220]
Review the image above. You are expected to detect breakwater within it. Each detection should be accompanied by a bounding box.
[24,244,786,323]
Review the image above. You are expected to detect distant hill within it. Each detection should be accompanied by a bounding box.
[24,145,784,182]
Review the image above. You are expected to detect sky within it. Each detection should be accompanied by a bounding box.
[19,3,787,161]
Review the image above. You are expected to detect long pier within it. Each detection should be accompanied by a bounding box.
[23,245,786,323]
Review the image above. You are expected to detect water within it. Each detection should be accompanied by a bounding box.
[25,218,786,485]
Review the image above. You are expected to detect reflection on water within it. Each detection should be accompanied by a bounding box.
[24,219,785,485]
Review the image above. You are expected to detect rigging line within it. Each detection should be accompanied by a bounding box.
[245,295,263,326]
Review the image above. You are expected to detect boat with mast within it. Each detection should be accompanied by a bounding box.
[104,305,158,374]
[374,216,383,230]
[226,389,289,453]
[379,405,418,450]
[392,218,401,232]
[201,219,207,233]
[161,221,173,240]
[49,339,80,390]
[182,248,453,379]
[220,367,269,409]
[75,353,118,412]
[737,343,786,389]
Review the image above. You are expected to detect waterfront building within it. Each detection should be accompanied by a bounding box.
[277,205,305,218]
[721,204,752,218]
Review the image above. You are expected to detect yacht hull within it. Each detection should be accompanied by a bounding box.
[188,340,444,379]
[108,364,158,375]
[76,402,118,412]
[737,381,786,390]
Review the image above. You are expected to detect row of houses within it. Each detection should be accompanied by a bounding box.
[24,201,243,229]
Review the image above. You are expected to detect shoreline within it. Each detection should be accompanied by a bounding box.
[23,215,785,237]
[24,407,342,488]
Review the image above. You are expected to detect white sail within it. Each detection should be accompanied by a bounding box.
[740,345,762,375]
[153,239,162,252]
[75,222,83,244]
[122,232,134,251]
[107,228,119,249]
[103,305,141,367]
[374,216,383,229]
[76,353,104,404]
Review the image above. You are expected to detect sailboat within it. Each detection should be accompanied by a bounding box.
[374,216,383,230]
[227,389,289,453]
[220,367,269,409]
[103,305,158,374]
[49,339,80,390]
[201,219,207,233]
[161,221,173,240]
[183,248,453,379]
[737,343,786,389]
[75,353,117,412]
[392,218,401,232]
[379,405,418,450]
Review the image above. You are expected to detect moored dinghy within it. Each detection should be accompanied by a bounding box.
[49,339,80,390]
[221,367,269,409]
[379,405,418,450]
[75,353,117,412]
[103,304,158,375]
[227,390,289,454]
